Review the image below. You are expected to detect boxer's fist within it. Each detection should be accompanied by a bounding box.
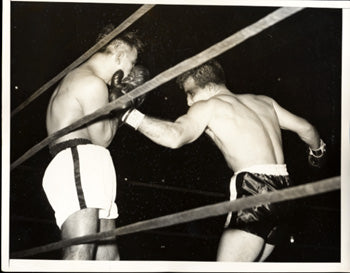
[108,70,125,102]
[121,65,150,107]
[108,69,132,125]
[122,65,150,89]
[108,66,149,127]
[109,66,150,107]
[308,139,326,168]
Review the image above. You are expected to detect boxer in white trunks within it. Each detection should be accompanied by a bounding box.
[121,59,327,262]
[43,26,147,260]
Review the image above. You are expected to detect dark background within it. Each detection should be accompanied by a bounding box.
[9,3,341,262]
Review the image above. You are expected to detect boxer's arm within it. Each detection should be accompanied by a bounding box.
[272,99,326,167]
[126,101,212,149]
[79,78,118,146]
[272,99,321,149]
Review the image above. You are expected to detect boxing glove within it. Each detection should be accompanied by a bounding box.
[108,69,124,102]
[120,65,150,107]
[108,66,149,126]
[308,139,326,168]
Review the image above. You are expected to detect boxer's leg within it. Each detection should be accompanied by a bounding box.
[96,219,120,260]
[258,243,274,262]
[61,208,99,260]
[216,229,265,262]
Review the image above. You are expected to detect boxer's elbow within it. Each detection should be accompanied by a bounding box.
[89,123,115,147]
[104,127,117,147]
[166,127,191,149]
[168,141,184,149]
[103,133,114,147]
[90,133,113,147]
[168,139,184,149]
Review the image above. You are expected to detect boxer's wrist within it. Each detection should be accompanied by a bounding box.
[309,139,326,157]
[122,109,145,130]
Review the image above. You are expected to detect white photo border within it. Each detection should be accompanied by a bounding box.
[2,0,349,271]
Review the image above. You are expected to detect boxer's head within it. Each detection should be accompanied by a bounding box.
[177,60,226,106]
[97,25,144,78]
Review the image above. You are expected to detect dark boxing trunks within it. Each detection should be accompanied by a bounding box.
[225,165,291,245]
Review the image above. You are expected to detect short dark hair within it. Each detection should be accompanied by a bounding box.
[96,24,144,53]
[176,59,226,89]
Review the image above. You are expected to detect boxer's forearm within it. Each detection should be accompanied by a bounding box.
[297,123,321,150]
[138,116,188,149]
[123,109,203,148]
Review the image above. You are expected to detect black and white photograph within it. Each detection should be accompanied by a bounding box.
[2,0,350,271]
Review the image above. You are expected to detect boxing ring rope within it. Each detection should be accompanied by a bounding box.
[11,176,340,258]
[10,6,304,171]
[127,180,225,198]
[10,4,155,117]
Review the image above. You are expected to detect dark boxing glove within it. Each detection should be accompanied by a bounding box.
[109,65,150,106]
[308,139,326,168]
[108,69,131,125]
[108,66,149,126]
[120,65,150,107]
[108,70,125,102]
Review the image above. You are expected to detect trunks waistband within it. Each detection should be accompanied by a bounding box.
[49,138,92,158]
[236,164,288,176]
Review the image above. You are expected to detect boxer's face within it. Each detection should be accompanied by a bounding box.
[183,77,211,106]
[117,45,138,78]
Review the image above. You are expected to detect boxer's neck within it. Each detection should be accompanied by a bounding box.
[85,53,116,83]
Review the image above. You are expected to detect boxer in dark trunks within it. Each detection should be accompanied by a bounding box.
[120,59,326,261]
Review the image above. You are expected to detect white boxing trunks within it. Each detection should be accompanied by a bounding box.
[43,139,118,229]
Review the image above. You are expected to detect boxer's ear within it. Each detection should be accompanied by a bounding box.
[114,50,126,64]
[207,82,215,93]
